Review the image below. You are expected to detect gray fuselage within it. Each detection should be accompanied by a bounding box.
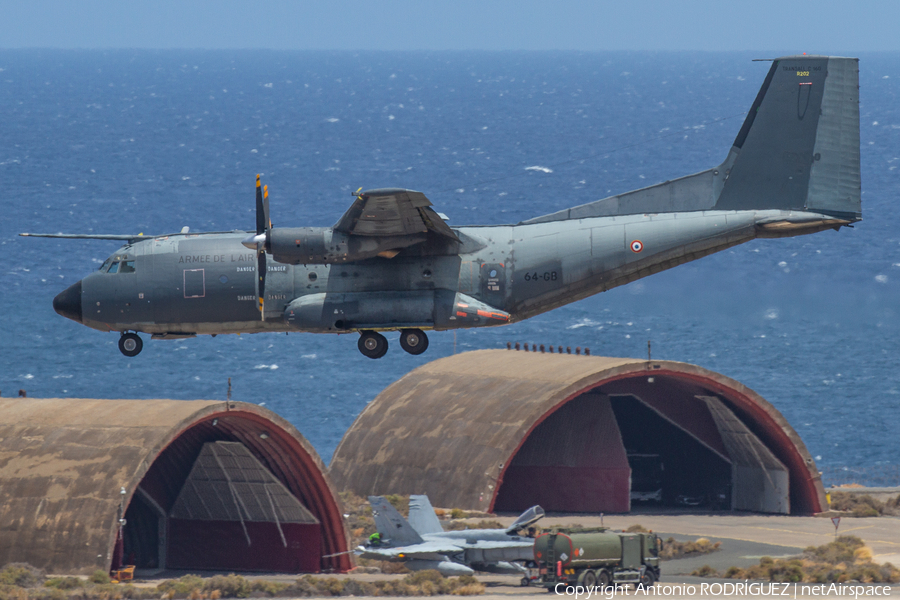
[75,207,832,337]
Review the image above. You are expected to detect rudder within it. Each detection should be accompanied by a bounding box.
[715,56,861,220]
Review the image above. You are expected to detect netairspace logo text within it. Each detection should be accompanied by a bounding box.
[554,582,894,599]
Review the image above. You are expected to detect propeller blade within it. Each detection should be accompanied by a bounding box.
[255,174,266,235]
[263,184,271,251]
[254,174,267,320]
[257,248,266,319]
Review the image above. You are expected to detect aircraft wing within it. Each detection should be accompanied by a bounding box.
[334,189,458,241]
[461,540,535,564]
[20,233,152,243]
[357,539,463,561]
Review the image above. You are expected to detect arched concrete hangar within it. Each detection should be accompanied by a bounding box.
[330,350,826,516]
[0,399,351,575]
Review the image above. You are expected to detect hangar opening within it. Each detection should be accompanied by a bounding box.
[126,438,323,573]
[330,350,824,516]
[495,377,789,513]
[0,399,351,575]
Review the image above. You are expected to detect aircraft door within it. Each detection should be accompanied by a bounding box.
[480,263,506,307]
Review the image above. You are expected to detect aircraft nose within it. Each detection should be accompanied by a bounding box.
[53,280,83,324]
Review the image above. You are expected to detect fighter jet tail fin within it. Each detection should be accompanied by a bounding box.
[408,494,445,535]
[368,496,424,545]
[713,56,861,221]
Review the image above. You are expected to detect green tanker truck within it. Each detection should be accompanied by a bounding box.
[532,528,660,589]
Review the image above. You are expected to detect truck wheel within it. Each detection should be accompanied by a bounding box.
[597,570,611,587]
[640,569,656,586]
[520,577,530,587]
[581,571,597,587]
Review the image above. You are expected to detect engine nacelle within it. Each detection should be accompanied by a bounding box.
[268,227,427,265]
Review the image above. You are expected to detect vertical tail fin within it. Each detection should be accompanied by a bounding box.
[408,495,445,535]
[368,496,424,545]
[715,56,861,220]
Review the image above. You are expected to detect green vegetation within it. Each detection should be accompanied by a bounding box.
[828,492,900,517]
[0,565,483,599]
[691,536,900,583]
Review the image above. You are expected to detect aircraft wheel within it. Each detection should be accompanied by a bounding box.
[399,329,429,355]
[358,331,388,359]
[118,333,143,357]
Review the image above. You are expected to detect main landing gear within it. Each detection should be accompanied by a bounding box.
[358,329,429,359]
[118,332,143,357]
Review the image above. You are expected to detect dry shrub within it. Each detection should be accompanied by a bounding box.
[452,584,485,595]
[624,524,650,533]
[44,578,83,591]
[444,520,504,531]
[380,561,411,575]
[692,536,900,583]
[0,565,45,589]
[854,547,874,563]
[828,492,900,517]
[660,537,721,560]
[281,571,482,597]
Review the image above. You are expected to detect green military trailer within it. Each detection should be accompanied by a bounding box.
[532,528,660,589]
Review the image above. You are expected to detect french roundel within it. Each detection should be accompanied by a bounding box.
[630,240,643,253]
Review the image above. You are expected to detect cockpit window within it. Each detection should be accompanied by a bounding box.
[107,261,119,274]
[120,261,135,273]
[99,258,113,272]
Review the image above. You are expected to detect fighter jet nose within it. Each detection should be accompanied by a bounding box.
[53,280,83,324]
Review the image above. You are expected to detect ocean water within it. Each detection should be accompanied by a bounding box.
[1,50,898,486]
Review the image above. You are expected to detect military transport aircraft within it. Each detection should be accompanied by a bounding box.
[357,495,544,577]
[24,55,861,358]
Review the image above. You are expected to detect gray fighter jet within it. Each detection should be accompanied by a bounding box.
[356,495,543,577]
[26,55,861,358]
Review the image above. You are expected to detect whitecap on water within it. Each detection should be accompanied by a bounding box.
[253,364,279,370]
[301,354,317,359]
[567,318,598,330]
[875,274,888,283]
[326,118,339,123]
[525,166,552,173]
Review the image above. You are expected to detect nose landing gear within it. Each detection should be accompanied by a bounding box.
[118,332,143,357]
